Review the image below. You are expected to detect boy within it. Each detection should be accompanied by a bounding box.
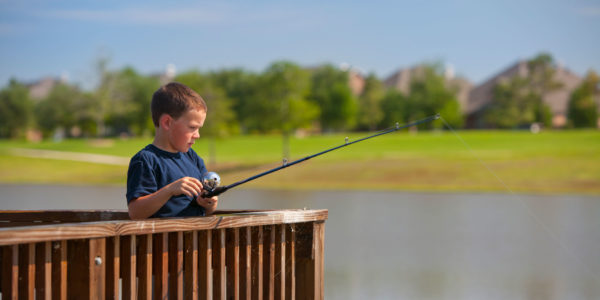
[126,82,218,219]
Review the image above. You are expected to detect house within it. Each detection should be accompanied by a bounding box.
[383,65,472,113]
[466,60,583,128]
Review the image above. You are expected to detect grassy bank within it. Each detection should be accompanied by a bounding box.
[0,130,598,194]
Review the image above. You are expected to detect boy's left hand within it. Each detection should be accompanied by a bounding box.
[196,195,218,214]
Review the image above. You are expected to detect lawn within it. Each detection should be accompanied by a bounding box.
[0,130,598,194]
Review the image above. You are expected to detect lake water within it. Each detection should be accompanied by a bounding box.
[1,184,599,299]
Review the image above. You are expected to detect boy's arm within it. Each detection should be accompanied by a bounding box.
[128,177,204,220]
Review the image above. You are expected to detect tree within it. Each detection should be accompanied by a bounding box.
[0,79,32,138]
[176,70,239,167]
[357,73,385,131]
[379,89,407,127]
[485,53,559,128]
[34,83,81,138]
[405,64,463,129]
[308,65,356,131]
[568,70,599,128]
[106,67,159,136]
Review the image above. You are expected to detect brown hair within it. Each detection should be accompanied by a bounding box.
[151,82,207,127]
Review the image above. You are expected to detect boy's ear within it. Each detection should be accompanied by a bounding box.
[159,114,172,130]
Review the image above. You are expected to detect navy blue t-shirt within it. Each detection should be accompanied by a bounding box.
[126,144,208,218]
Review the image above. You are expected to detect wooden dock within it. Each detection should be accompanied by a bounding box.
[0,209,327,299]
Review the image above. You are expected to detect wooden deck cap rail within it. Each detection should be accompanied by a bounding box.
[0,209,327,299]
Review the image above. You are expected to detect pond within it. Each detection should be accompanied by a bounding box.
[1,184,599,299]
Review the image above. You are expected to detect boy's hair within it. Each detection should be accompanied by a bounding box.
[151,82,207,127]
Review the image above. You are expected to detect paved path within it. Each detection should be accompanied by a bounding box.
[9,148,130,166]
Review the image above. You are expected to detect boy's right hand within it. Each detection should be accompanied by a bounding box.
[167,177,204,198]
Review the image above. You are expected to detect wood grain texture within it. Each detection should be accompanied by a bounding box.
[0,210,328,246]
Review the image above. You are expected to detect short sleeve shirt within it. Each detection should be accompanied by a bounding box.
[126,144,208,218]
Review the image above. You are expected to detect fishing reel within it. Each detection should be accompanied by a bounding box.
[201,172,227,198]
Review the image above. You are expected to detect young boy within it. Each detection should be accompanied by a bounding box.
[126,82,218,219]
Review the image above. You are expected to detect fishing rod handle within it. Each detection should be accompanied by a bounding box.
[201,186,228,198]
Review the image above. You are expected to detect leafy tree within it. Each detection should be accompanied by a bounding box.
[379,89,407,127]
[485,53,559,128]
[105,67,159,136]
[34,83,83,138]
[176,71,239,167]
[568,70,599,128]
[308,64,356,131]
[405,64,463,129]
[357,73,384,131]
[0,79,32,138]
[209,68,259,131]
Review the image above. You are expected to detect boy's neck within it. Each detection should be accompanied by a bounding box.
[152,129,177,153]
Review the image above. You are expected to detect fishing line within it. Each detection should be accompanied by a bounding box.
[440,115,600,283]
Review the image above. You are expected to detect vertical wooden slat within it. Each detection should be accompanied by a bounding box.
[35,241,51,300]
[226,228,240,300]
[240,227,252,300]
[169,231,184,300]
[213,228,226,299]
[18,243,35,299]
[295,222,325,300]
[198,230,212,300]
[184,231,198,300]
[285,224,296,300]
[2,245,19,300]
[88,238,106,299]
[252,226,263,300]
[263,225,275,300]
[153,233,169,300]
[275,224,286,300]
[315,222,325,300]
[51,240,66,300]
[121,235,136,300]
[106,236,120,300]
[137,234,152,299]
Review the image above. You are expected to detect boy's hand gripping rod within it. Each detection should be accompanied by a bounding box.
[201,113,440,198]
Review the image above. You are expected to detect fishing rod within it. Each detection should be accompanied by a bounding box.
[201,113,440,198]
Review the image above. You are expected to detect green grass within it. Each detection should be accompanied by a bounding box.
[1,130,599,194]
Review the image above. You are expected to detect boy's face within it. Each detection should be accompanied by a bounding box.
[165,108,206,153]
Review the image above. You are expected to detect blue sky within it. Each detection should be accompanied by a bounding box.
[1,0,599,88]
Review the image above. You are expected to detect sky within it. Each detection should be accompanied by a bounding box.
[1,0,599,88]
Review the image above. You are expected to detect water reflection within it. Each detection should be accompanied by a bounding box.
[1,184,598,299]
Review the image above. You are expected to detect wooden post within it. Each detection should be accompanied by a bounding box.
[137,234,152,299]
[51,240,67,300]
[252,226,264,300]
[66,238,106,300]
[295,221,325,300]
[121,235,136,300]
[275,224,286,300]
[184,231,198,299]
[285,224,296,300]
[153,233,169,300]
[239,226,252,300]
[213,228,226,299]
[35,241,52,300]
[226,227,240,300]
[169,231,184,300]
[263,225,275,300]
[198,230,212,300]
[2,245,18,300]
[106,236,120,300]
[18,243,35,299]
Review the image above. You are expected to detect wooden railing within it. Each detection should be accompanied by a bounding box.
[0,209,327,299]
